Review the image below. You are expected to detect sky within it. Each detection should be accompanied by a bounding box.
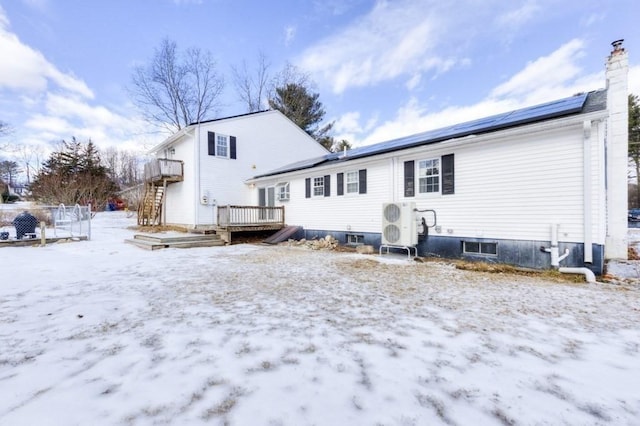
[0,0,639,162]
[1,207,639,424]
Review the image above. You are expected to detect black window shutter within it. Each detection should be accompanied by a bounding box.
[207,132,216,156]
[230,136,237,159]
[324,175,330,197]
[404,161,415,197]
[442,154,454,195]
[305,178,311,198]
[359,169,367,194]
[258,188,266,206]
[337,173,344,196]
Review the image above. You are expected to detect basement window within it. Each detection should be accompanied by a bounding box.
[463,241,498,256]
[346,234,364,245]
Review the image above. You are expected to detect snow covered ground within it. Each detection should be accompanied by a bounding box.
[1,211,639,425]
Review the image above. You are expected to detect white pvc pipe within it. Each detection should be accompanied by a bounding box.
[559,267,596,283]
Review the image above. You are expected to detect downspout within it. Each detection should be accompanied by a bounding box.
[583,120,593,263]
[194,123,201,228]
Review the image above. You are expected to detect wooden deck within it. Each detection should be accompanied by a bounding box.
[216,205,285,243]
[143,158,184,186]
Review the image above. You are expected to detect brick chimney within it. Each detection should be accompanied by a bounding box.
[605,39,629,260]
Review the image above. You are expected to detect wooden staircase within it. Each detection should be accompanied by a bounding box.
[138,183,165,226]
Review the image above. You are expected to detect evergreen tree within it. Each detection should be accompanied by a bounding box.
[30,138,118,208]
[268,83,333,144]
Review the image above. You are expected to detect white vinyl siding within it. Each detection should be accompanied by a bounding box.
[194,110,326,228]
[396,121,605,244]
[265,161,388,231]
[256,117,605,247]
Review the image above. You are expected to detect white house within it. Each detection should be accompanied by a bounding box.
[143,110,329,229]
[248,41,629,276]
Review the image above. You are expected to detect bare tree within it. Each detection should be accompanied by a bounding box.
[231,51,271,112]
[130,38,225,132]
[268,62,312,101]
[102,147,144,188]
[16,144,45,185]
[0,121,11,151]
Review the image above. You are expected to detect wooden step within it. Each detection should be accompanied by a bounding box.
[125,233,225,250]
[133,234,221,244]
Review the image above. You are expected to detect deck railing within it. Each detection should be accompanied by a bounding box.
[144,159,183,182]
[217,205,285,227]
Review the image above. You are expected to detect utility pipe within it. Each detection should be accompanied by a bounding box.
[559,267,597,283]
[542,224,597,283]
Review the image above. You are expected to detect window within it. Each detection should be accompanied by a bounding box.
[337,169,367,196]
[463,241,498,256]
[418,158,440,193]
[313,177,325,196]
[207,132,237,159]
[305,176,330,198]
[346,234,364,245]
[405,155,453,197]
[216,134,228,158]
[276,182,290,201]
[347,171,359,194]
[346,171,359,193]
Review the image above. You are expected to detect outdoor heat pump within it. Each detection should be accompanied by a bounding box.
[381,202,417,246]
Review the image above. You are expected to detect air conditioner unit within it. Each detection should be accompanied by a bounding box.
[381,202,417,246]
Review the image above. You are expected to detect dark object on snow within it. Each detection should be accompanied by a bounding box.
[13,211,38,239]
[0,231,8,240]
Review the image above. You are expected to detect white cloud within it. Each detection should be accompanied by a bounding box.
[495,1,540,29]
[347,39,614,147]
[0,6,153,157]
[21,0,50,12]
[297,0,460,94]
[284,25,296,47]
[0,9,93,98]
[490,39,585,99]
[581,12,605,27]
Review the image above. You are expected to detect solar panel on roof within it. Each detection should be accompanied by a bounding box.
[255,92,593,178]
